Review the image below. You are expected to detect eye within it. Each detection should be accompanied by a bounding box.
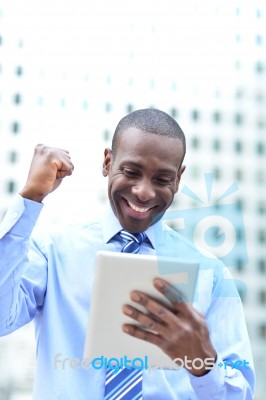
[156,177,173,185]
[123,168,139,178]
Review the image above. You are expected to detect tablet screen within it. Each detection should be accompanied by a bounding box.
[84,251,199,371]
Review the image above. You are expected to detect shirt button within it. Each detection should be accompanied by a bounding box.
[11,211,18,219]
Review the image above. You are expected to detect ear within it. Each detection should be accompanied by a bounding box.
[174,165,186,192]
[102,148,112,177]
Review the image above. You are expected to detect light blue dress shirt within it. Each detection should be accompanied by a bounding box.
[0,195,255,399]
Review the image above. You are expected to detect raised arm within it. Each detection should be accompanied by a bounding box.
[0,144,74,335]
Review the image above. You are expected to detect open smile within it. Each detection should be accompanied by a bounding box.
[122,198,157,219]
[127,200,151,213]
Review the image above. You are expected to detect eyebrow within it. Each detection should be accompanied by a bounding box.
[121,161,177,175]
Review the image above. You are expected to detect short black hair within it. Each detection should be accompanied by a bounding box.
[111,108,186,163]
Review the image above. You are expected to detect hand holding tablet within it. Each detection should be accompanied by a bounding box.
[83,251,216,374]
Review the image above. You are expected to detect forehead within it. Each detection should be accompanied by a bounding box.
[115,127,184,168]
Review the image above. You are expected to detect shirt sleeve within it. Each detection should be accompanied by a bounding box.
[0,194,47,335]
[188,266,255,399]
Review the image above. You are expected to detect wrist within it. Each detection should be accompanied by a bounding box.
[19,185,46,203]
[188,354,217,377]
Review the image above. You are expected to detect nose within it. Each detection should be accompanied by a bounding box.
[131,180,156,202]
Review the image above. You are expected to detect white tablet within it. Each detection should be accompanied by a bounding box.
[84,251,199,371]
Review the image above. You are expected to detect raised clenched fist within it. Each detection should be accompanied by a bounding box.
[19,144,74,202]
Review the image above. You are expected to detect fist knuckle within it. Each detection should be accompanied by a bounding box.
[140,331,149,341]
[34,143,44,153]
[157,307,166,317]
[147,320,156,330]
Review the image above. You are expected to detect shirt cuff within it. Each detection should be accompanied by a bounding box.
[0,194,43,239]
[188,355,225,398]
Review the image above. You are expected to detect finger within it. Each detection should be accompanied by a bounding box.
[53,146,70,155]
[122,304,167,335]
[153,278,193,315]
[122,324,163,348]
[129,291,181,328]
[56,160,74,178]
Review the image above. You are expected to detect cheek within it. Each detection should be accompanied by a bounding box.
[108,174,127,194]
[159,187,176,203]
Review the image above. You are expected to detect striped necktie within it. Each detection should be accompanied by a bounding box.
[104,230,146,399]
[119,230,146,254]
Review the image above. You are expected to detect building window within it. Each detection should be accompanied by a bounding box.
[15,66,23,76]
[258,230,266,243]
[105,102,112,112]
[149,79,155,89]
[213,111,222,123]
[191,137,200,149]
[236,228,244,241]
[259,290,266,304]
[191,165,200,179]
[235,140,243,153]
[256,142,265,155]
[235,60,241,70]
[256,35,263,45]
[103,130,110,142]
[235,199,244,211]
[258,259,266,273]
[256,9,262,18]
[235,169,243,181]
[258,202,266,214]
[11,121,20,134]
[191,109,200,122]
[213,167,221,180]
[60,98,66,108]
[236,33,241,42]
[213,139,221,151]
[82,100,88,110]
[259,324,266,339]
[255,61,264,74]
[256,170,265,183]
[256,116,266,129]
[255,91,264,103]
[235,258,245,272]
[9,151,18,163]
[171,81,177,91]
[170,108,178,118]
[237,285,246,302]
[235,88,245,99]
[126,104,133,113]
[13,93,22,105]
[234,113,244,126]
[7,180,16,194]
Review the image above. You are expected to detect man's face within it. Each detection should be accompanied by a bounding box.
[102,127,185,233]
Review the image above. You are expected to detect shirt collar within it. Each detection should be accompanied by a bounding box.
[101,203,164,249]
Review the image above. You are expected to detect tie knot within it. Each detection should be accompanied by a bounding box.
[119,230,146,253]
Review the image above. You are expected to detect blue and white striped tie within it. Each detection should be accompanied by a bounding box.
[119,230,146,254]
[104,230,146,399]
[104,368,143,400]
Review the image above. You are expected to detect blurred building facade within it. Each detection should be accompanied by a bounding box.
[0,1,265,399]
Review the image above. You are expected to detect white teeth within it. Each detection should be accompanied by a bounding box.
[128,201,150,213]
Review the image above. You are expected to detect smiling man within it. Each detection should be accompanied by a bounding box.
[103,123,185,233]
[0,109,255,399]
